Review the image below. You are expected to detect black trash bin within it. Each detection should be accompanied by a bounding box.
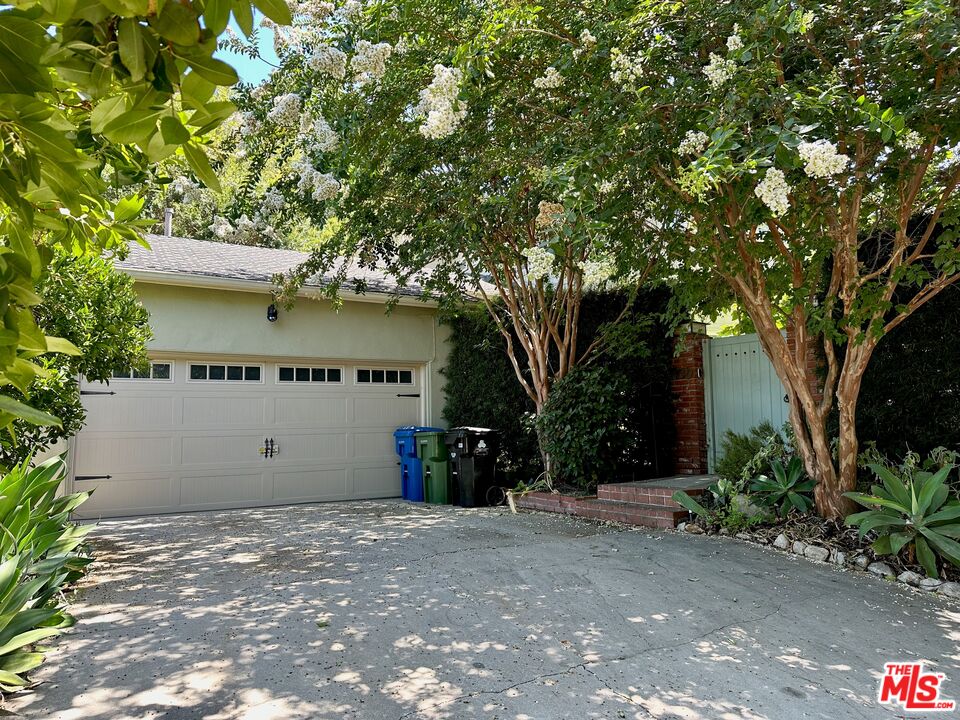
[444,427,500,507]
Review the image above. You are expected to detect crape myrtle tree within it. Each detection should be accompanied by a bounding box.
[232,0,660,469]
[0,0,291,435]
[615,0,959,517]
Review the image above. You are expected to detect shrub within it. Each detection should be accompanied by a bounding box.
[536,366,631,489]
[715,422,791,481]
[0,456,93,691]
[845,462,960,579]
[0,252,151,468]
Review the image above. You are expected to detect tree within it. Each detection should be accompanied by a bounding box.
[616,0,960,517]
[0,252,152,467]
[0,0,290,434]
[230,0,658,472]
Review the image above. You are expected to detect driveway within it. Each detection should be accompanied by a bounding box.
[8,501,959,719]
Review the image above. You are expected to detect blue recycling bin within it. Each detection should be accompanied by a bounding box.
[394,426,444,501]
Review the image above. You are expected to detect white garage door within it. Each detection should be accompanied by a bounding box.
[70,358,422,518]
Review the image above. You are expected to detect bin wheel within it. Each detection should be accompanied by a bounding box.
[486,486,507,507]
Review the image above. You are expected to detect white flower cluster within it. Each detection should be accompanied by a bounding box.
[727,24,743,52]
[302,114,340,153]
[294,157,341,202]
[703,52,736,88]
[417,64,467,139]
[267,93,302,127]
[598,179,615,194]
[900,130,923,150]
[533,66,564,90]
[610,48,643,88]
[308,45,347,79]
[168,176,201,204]
[293,0,334,17]
[209,214,279,245]
[337,0,362,22]
[581,256,615,289]
[797,139,849,178]
[535,200,565,229]
[262,189,285,212]
[522,246,554,281]
[677,130,709,155]
[351,40,392,84]
[239,112,261,137]
[754,167,791,216]
[574,29,597,58]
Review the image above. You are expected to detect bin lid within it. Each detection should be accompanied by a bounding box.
[413,428,447,436]
[451,426,498,435]
[394,426,445,437]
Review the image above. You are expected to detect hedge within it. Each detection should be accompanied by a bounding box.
[857,284,960,458]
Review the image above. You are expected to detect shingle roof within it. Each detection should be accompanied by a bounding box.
[118,234,425,297]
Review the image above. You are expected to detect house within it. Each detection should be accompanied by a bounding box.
[67,234,449,519]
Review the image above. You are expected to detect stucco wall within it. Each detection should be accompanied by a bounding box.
[135,281,450,426]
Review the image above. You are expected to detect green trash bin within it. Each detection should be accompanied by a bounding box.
[416,431,453,504]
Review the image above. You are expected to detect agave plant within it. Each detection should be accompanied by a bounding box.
[749,457,816,516]
[845,463,960,579]
[0,456,94,691]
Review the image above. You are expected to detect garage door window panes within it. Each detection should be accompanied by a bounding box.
[277,366,343,383]
[356,368,414,385]
[112,362,172,381]
[189,363,262,382]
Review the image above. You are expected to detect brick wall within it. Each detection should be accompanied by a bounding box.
[671,327,709,474]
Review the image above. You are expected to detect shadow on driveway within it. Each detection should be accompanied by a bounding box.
[8,500,959,719]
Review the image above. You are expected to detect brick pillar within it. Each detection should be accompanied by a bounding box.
[671,323,709,475]
[784,322,823,405]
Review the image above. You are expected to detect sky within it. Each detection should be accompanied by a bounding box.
[214,18,279,86]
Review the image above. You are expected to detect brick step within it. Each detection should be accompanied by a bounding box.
[598,482,707,509]
[574,499,688,529]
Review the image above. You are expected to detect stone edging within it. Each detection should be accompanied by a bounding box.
[676,522,960,600]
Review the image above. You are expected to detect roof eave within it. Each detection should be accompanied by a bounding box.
[123,268,440,308]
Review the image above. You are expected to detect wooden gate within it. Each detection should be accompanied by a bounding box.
[704,334,790,471]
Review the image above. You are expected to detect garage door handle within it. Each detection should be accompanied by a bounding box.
[80,390,116,396]
[75,475,112,481]
[397,393,420,397]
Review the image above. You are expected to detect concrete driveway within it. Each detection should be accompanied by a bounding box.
[8,501,959,719]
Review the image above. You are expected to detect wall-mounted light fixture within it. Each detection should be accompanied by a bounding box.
[267,304,279,323]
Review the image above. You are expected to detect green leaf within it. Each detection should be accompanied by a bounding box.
[231,0,254,36]
[926,504,960,526]
[150,2,200,46]
[868,464,911,508]
[159,115,190,145]
[252,0,292,25]
[44,336,81,356]
[672,490,709,518]
[113,194,145,222]
[118,18,148,82]
[888,531,913,555]
[0,396,60,428]
[180,71,215,108]
[204,0,232,35]
[90,96,128,135]
[102,109,162,144]
[0,627,61,656]
[178,51,238,86]
[182,142,221,192]
[915,537,938,579]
